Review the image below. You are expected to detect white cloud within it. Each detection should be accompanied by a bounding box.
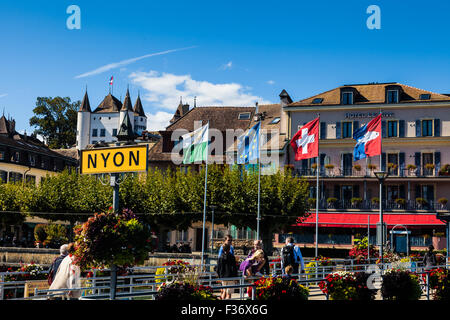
[74,46,197,79]
[267,80,275,85]
[221,61,233,70]
[146,111,173,131]
[129,70,271,112]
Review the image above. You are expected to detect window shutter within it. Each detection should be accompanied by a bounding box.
[399,152,405,176]
[381,120,387,138]
[415,152,421,175]
[335,122,341,139]
[381,153,386,171]
[416,120,421,137]
[399,120,405,137]
[353,121,359,135]
[320,122,326,139]
[434,119,440,137]
[353,185,360,198]
[320,153,326,174]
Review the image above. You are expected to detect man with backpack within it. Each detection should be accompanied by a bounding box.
[280,237,304,278]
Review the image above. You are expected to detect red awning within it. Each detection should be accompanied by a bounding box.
[296,212,445,229]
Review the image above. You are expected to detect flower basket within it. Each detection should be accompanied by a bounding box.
[367,164,377,171]
[425,163,435,170]
[324,164,334,170]
[394,198,406,208]
[427,268,450,300]
[371,197,379,205]
[353,164,361,171]
[155,260,195,284]
[439,164,450,176]
[305,256,335,281]
[319,271,376,300]
[254,276,309,300]
[156,281,217,300]
[381,269,422,300]
[351,197,362,206]
[327,197,337,208]
[438,198,448,209]
[415,197,428,208]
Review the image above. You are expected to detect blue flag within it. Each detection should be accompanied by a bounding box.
[237,122,260,164]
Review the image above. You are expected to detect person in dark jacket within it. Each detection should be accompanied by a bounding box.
[423,244,437,270]
[216,243,238,300]
[47,244,69,285]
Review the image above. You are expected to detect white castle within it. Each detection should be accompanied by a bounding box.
[76,89,147,150]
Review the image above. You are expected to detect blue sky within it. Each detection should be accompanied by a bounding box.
[1,0,450,133]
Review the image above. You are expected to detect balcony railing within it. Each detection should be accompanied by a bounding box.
[310,199,449,211]
[295,167,446,178]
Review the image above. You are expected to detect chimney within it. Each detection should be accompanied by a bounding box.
[279,89,292,138]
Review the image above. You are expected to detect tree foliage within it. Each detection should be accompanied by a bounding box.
[29,96,79,149]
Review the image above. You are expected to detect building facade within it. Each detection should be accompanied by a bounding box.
[76,89,147,150]
[277,82,450,253]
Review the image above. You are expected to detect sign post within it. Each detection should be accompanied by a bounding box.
[80,144,148,299]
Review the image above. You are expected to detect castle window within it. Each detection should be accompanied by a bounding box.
[112,129,117,137]
[92,129,98,137]
[100,129,106,137]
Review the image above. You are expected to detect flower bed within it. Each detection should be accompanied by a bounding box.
[155,260,195,283]
[156,281,217,300]
[253,276,309,300]
[319,271,376,300]
[305,256,335,281]
[426,268,450,300]
[381,269,422,300]
[348,237,378,266]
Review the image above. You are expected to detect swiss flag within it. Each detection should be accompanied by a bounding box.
[290,117,319,161]
[365,114,382,157]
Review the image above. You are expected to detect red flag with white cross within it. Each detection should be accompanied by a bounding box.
[290,117,319,161]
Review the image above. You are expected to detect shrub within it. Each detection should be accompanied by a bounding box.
[155,260,195,284]
[381,269,422,300]
[43,224,68,248]
[155,282,216,300]
[428,268,450,300]
[254,276,309,300]
[34,224,47,244]
[319,271,376,300]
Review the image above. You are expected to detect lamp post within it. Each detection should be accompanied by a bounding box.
[374,170,389,265]
[254,108,267,240]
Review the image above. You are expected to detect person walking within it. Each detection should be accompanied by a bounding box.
[239,249,265,298]
[216,243,238,300]
[47,244,69,285]
[422,244,437,270]
[218,235,234,258]
[246,240,269,275]
[47,243,81,300]
[280,237,305,277]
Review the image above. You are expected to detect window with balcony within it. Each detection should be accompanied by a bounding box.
[387,153,399,175]
[422,153,434,175]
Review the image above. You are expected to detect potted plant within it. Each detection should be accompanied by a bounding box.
[34,224,47,248]
[394,198,406,208]
[319,271,377,300]
[381,269,422,300]
[156,281,217,300]
[351,197,363,207]
[438,198,448,209]
[253,276,309,300]
[416,197,428,208]
[307,198,316,208]
[353,164,361,171]
[327,197,338,208]
[439,164,450,176]
[367,164,377,171]
[371,197,379,206]
[388,162,398,170]
[425,163,435,170]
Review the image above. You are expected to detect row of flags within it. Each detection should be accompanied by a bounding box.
[179,113,382,165]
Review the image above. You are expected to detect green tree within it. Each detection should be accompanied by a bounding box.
[29,96,79,149]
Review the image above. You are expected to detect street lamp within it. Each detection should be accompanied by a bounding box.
[254,108,267,240]
[374,170,389,265]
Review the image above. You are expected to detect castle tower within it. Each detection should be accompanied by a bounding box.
[76,90,91,150]
[133,92,147,135]
[119,88,134,134]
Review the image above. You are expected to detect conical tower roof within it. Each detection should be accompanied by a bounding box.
[117,110,136,141]
[93,93,122,113]
[133,93,146,117]
[121,88,133,111]
[79,91,91,112]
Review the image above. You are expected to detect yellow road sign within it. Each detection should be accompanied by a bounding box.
[80,145,148,174]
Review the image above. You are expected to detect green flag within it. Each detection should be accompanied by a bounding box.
[182,123,209,164]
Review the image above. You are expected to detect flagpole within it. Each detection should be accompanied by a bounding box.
[315,114,320,258]
[201,122,209,272]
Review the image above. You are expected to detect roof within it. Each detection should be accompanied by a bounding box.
[121,89,133,112]
[0,116,13,135]
[165,106,256,131]
[117,111,136,141]
[296,212,445,229]
[93,93,123,113]
[133,94,146,117]
[51,147,79,160]
[79,91,91,112]
[288,82,450,107]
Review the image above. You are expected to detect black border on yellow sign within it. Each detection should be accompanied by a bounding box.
[80,144,149,174]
